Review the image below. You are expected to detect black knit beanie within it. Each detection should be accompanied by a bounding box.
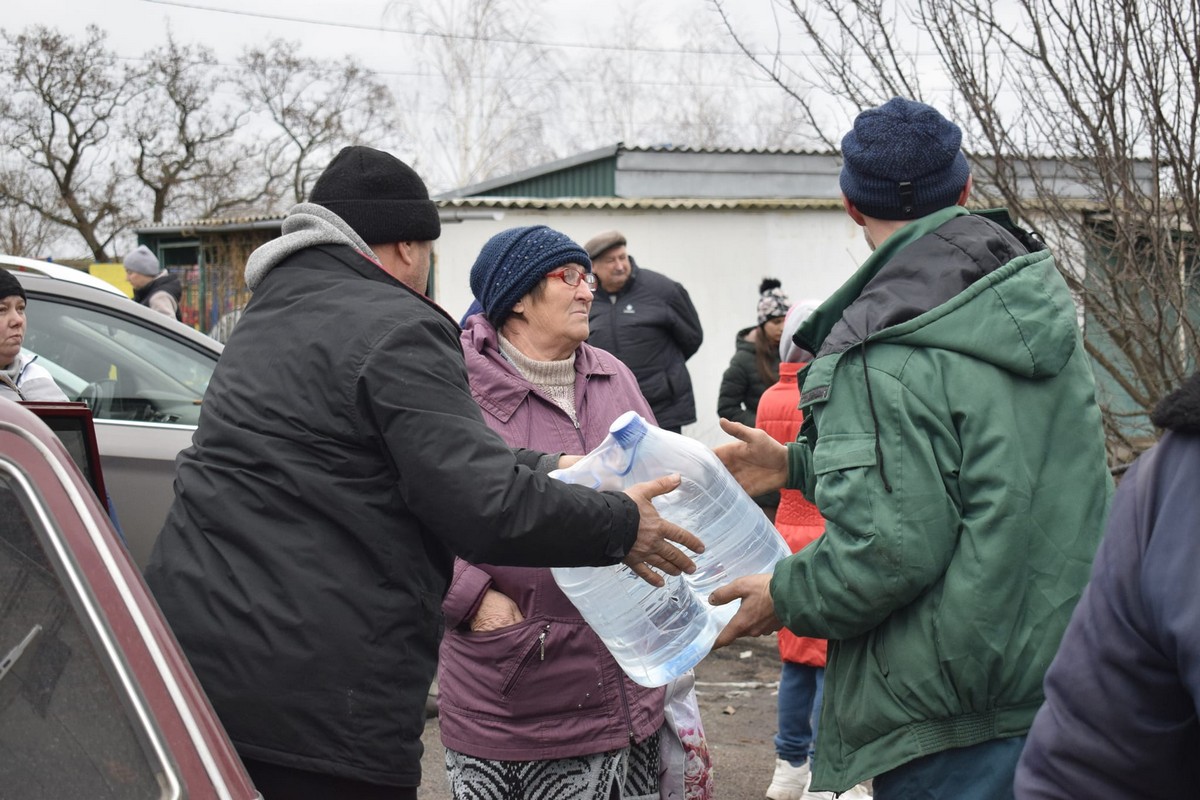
[0,269,25,302]
[840,97,971,220]
[310,146,441,244]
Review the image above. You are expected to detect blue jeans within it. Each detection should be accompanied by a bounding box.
[873,736,1026,800]
[775,662,824,766]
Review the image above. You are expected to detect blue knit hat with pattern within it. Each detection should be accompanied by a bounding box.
[469,226,592,328]
[839,97,971,220]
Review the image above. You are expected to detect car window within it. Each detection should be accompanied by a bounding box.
[22,348,87,398]
[23,297,216,427]
[0,472,165,798]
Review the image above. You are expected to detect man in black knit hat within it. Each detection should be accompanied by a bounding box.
[144,146,703,800]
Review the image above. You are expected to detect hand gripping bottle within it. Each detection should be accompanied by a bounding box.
[551,411,791,687]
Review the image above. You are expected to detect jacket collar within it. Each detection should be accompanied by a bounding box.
[244,202,379,291]
[595,255,640,299]
[461,314,621,422]
[794,206,968,357]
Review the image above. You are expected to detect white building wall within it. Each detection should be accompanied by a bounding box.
[432,206,871,447]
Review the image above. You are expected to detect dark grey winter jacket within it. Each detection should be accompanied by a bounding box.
[144,205,639,788]
[587,258,703,430]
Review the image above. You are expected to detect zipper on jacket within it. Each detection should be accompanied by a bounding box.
[500,624,551,697]
[615,661,635,742]
[572,375,590,443]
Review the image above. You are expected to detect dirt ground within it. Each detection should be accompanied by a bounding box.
[418,633,784,799]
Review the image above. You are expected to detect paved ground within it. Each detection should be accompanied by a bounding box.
[418,633,784,799]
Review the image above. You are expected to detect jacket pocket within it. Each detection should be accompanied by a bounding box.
[637,370,671,405]
[811,433,879,539]
[500,623,551,697]
[812,433,877,475]
[439,618,610,720]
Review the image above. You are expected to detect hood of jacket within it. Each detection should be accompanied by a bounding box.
[1152,372,1200,433]
[733,326,758,351]
[797,206,1076,381]
[244,202,379,291]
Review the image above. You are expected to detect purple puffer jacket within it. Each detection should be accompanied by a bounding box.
[437,314,666,762]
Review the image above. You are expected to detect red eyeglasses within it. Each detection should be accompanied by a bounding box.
[546,267,597,289]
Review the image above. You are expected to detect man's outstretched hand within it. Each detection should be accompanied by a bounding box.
[712,418,789,498]
[622,474,705,587]
[710,573,782,648]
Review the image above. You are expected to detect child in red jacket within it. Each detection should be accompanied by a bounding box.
[756,302,872,800]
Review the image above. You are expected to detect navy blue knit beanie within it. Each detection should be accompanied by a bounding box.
[839,97,971,220]
[310,145,441,244]
[469,226,592,328]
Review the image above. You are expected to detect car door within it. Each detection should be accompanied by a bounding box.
[0,398,257,799]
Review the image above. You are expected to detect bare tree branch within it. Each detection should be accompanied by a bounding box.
[718,0,1200,465]
[0,25,138,260]
[239,40,399,205]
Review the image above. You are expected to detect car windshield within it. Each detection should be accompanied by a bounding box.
[22,297,216,427]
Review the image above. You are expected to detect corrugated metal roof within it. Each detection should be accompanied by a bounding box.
[440,144,1152,204]
[135,208,506,236]
[438,196,846,211]
[621,144,834,156]
[438,143,840,200]
[479,157,616,198]
[134,195,1109,235]
[135,214,284,233]
[137,197,848,233]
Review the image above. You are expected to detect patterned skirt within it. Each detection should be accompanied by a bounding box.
[444,729,662,800]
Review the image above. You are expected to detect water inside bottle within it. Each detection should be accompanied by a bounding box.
[551,411,790,687]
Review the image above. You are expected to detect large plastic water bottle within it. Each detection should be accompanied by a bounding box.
[551,411,791,687]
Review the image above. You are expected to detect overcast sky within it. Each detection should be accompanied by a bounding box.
[1,0,779,79]
[2,1,805,152]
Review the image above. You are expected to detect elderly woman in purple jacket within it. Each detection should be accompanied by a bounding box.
[438,226,666,799]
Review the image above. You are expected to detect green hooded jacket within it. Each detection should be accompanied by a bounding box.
[776,207,1112,791]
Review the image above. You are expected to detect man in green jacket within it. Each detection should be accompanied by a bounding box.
[711,97,1111,799]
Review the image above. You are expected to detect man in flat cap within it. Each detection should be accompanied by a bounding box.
[145,146,702,800]
[709,98,1111,799]
[584,230,703,433]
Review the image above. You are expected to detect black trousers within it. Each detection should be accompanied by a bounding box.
[242,758,418,800]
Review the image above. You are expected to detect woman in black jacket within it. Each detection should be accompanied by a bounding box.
[717,278,790,520]
[718,278,790,427]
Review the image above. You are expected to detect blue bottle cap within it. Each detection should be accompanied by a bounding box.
[610,411,648,449]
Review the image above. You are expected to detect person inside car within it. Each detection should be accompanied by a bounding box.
[0,269,68,402]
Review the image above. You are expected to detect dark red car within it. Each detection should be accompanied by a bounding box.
[0,397,259,799]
